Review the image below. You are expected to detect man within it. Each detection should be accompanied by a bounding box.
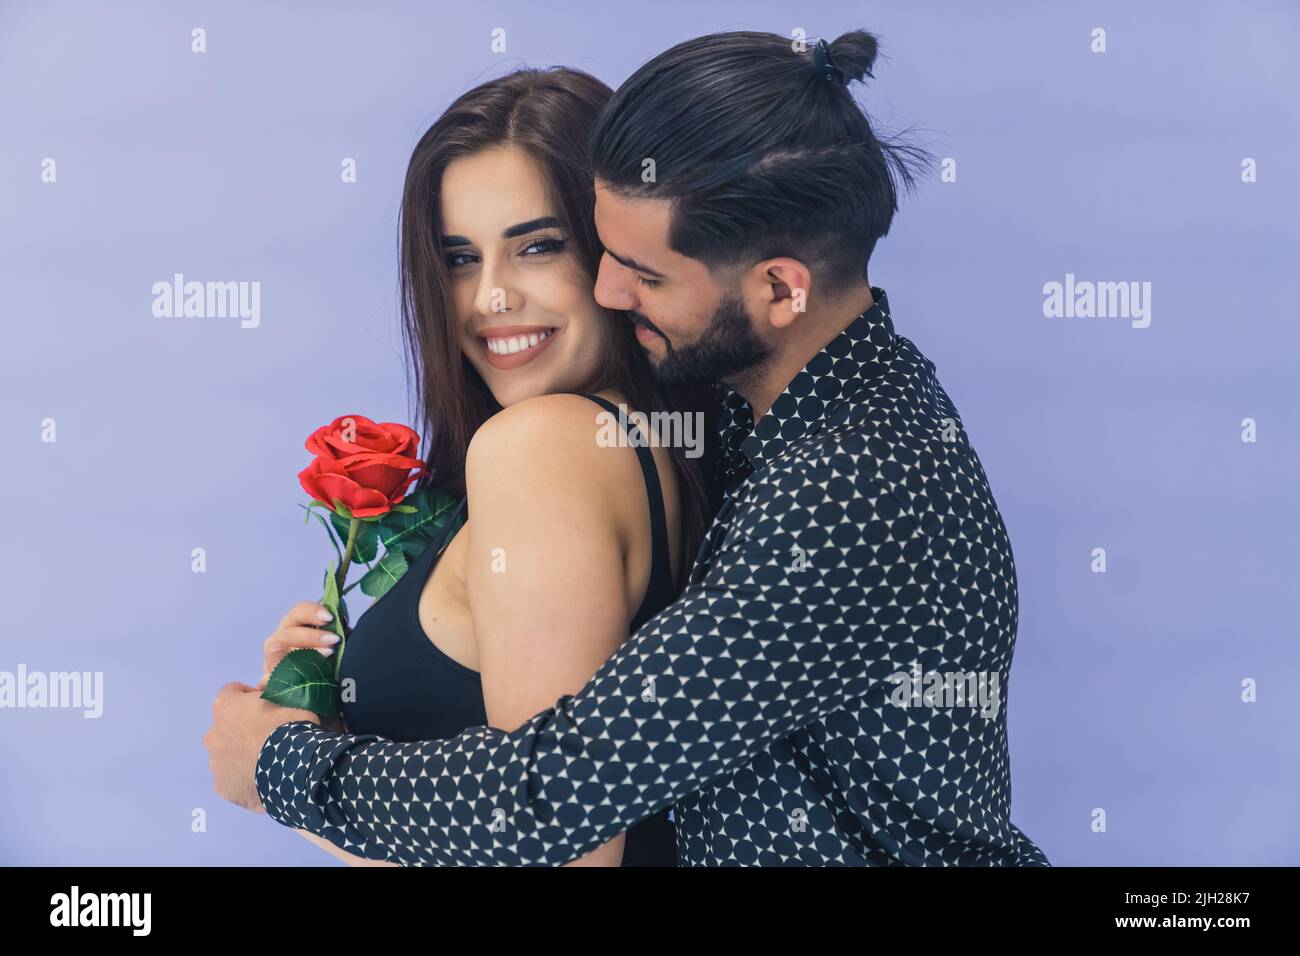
[207,28,1050,866]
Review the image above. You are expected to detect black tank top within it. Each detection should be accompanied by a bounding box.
[338,394,679,866]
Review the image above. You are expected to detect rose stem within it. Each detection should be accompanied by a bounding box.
[333,516,361,677]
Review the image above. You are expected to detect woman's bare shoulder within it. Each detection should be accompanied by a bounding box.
[463,392,649,546]
[466,393,634,490]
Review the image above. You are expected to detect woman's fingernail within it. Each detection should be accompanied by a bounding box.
[316,608,333,623]
[315,646,334,657]
[319,634,341,646]
[260,673,270,686]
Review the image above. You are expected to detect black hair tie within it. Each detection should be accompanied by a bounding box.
[811,38,842,83]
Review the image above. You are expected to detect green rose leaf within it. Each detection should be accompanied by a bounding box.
[260,648,340,717]
[378,488,460,557]
[392,535,433,563]
[397,486,432,509]
[320,564,346,640]
[360,548,410,600]
[329,511,379,564]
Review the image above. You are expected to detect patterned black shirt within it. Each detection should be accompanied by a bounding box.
[256,288,1051,866]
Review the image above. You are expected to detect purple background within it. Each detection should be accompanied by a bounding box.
[1,1,1296,865]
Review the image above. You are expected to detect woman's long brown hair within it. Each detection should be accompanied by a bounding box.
[398,67,717,571]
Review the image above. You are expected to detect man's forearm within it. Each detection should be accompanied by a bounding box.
[257,461,893,866]
[257,679,742,866]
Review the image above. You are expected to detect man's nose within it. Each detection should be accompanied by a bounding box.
[594,251,636,312]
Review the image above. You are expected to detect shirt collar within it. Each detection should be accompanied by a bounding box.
[720,286,896,477]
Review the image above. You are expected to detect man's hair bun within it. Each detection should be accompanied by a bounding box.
[825,30,879,84]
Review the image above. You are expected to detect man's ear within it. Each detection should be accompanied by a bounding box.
[744,257,812,330]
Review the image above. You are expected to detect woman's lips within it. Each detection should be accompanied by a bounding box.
[478,324,560,370]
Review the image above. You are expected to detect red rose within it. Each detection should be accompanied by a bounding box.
[298,414,427,518]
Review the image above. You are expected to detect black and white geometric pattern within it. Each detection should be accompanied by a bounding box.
[257,287,1052,866]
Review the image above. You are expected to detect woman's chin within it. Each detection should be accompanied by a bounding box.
[485,377,550,408]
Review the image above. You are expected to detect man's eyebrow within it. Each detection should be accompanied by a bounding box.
[441,216,563,247]
[603,246,666,279]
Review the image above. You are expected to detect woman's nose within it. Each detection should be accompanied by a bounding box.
[474,265,522,316]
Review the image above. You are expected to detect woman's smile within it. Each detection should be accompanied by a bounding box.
[478,324,561,370]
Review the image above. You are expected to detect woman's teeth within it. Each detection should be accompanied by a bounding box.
[485,329,554,355]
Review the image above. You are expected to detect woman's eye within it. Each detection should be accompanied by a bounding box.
[522,237,566,256]
[446,252,477,269]
[635,274,661,289]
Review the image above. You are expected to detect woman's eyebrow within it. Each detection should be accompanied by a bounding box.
[441,216,562,247]
[502,216,561,238]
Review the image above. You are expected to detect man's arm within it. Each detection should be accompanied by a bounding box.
[257,456,910,866]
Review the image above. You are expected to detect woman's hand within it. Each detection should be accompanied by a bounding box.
[257,601,341,691]
[264,607,385,864]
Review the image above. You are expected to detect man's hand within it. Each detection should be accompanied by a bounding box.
[205,681,319,813]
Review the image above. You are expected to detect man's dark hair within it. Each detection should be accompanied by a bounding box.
[589,30,933,296]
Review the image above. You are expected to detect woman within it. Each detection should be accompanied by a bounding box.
[257,68,717,866]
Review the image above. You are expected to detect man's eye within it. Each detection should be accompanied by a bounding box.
[635,274,661,289]
[522,238,566,256]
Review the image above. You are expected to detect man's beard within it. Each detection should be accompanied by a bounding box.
[630,292,771,388]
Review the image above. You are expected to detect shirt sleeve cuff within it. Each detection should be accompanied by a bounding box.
[255,719,344,830]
